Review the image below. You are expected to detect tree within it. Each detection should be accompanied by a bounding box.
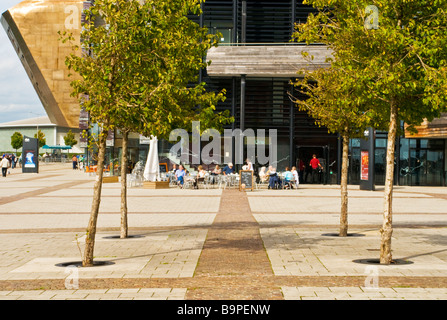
[106,0,232,239]
[295,0,447,263]
[61,0,232,264]
[63,130,78,148]
[290,65,377,237]
[34,130,46,149]
[11,132,23,153]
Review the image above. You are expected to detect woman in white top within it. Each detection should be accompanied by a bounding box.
[194,165,207,189]
[245,158,253,171]
[259,166,267,182]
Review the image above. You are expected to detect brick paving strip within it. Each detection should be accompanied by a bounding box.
[184,189,283,300]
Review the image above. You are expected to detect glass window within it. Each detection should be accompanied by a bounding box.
[375,138,387,148]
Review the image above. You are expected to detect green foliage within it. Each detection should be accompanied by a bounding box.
[64,130,78,147]
[60,0,233,140]
[34,130,46,148]
[294,0,447,132]
[11,132,23,151]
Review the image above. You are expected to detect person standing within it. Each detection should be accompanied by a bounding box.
[245,158,253,171]
[291,166,299,188]
[309,154,323,184]
[72,155,78,170]
[1,156,10,177]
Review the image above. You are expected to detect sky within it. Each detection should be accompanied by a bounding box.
[0,0,47,124]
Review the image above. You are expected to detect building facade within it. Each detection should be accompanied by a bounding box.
[0,116,82,154]
[2,0,446,185]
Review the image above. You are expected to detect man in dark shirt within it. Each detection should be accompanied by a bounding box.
[309,154,323,184]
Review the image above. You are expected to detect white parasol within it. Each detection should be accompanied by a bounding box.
[143,136,160,181]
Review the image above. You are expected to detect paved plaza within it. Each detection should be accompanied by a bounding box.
[0,163,446,300]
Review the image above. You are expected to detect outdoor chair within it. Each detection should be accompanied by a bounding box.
[196,177,207,189]
[218,175,231,189]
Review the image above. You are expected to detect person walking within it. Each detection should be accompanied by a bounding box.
[309,154,323,184]
[1,155,10,177]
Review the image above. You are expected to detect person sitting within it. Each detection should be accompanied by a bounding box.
[194,165,207,189]
[222,163,234,175]
[259,166,268,183]
[267,166,281,189]
[175,164,186,188]
[210,164,221,184]
[212,164,221,175]
[283,167,294,189]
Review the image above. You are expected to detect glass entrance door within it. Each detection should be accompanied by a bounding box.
[407,149,444,186]
[296,145,329,184]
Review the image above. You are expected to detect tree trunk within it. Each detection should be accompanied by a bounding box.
[339,131,349,237]
[120,130,129,239]
[380,102,398,264]
[82,124,108,267]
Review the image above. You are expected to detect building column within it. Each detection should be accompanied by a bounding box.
[291,0,296,35]
[240,74,246,132]
[241,0,246,44]
[289,83,294,168]
[233,0,238,44]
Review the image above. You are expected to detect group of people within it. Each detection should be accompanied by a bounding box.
[1,154,20,177]
[257,154,323,189]
[168,155,323,189]
[71,154,85,170]
[170,162,237,189]
[1,154,14,177]
[259,165,298,189]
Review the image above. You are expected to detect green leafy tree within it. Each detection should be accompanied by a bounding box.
[34,130,46,149]
[63,130,78,148]
[104,0,232,239]
[290,65,379,237]
[61,0,232,265]
[294,0,447,263]
[11,132,23,153]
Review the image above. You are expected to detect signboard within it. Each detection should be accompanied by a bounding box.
[139,135,151,145]
[159,163,168,173]
[361,151,369,181]
[22,136,39,173]
[239,170,253,191]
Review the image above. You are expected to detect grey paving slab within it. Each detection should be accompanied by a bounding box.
[281,286,447,300]
[249,197,447,214]
[0,213,216,230]
[260,227,447,277]
[0,288,187,300]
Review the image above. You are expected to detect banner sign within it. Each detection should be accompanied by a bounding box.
[361,151,369,181]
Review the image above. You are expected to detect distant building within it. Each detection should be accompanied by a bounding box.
[0,116,82,154]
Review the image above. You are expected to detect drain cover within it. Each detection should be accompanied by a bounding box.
[55,261,115,268]
[321,233,365,237]
[352,258,413,265]
[102,235,144,239]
